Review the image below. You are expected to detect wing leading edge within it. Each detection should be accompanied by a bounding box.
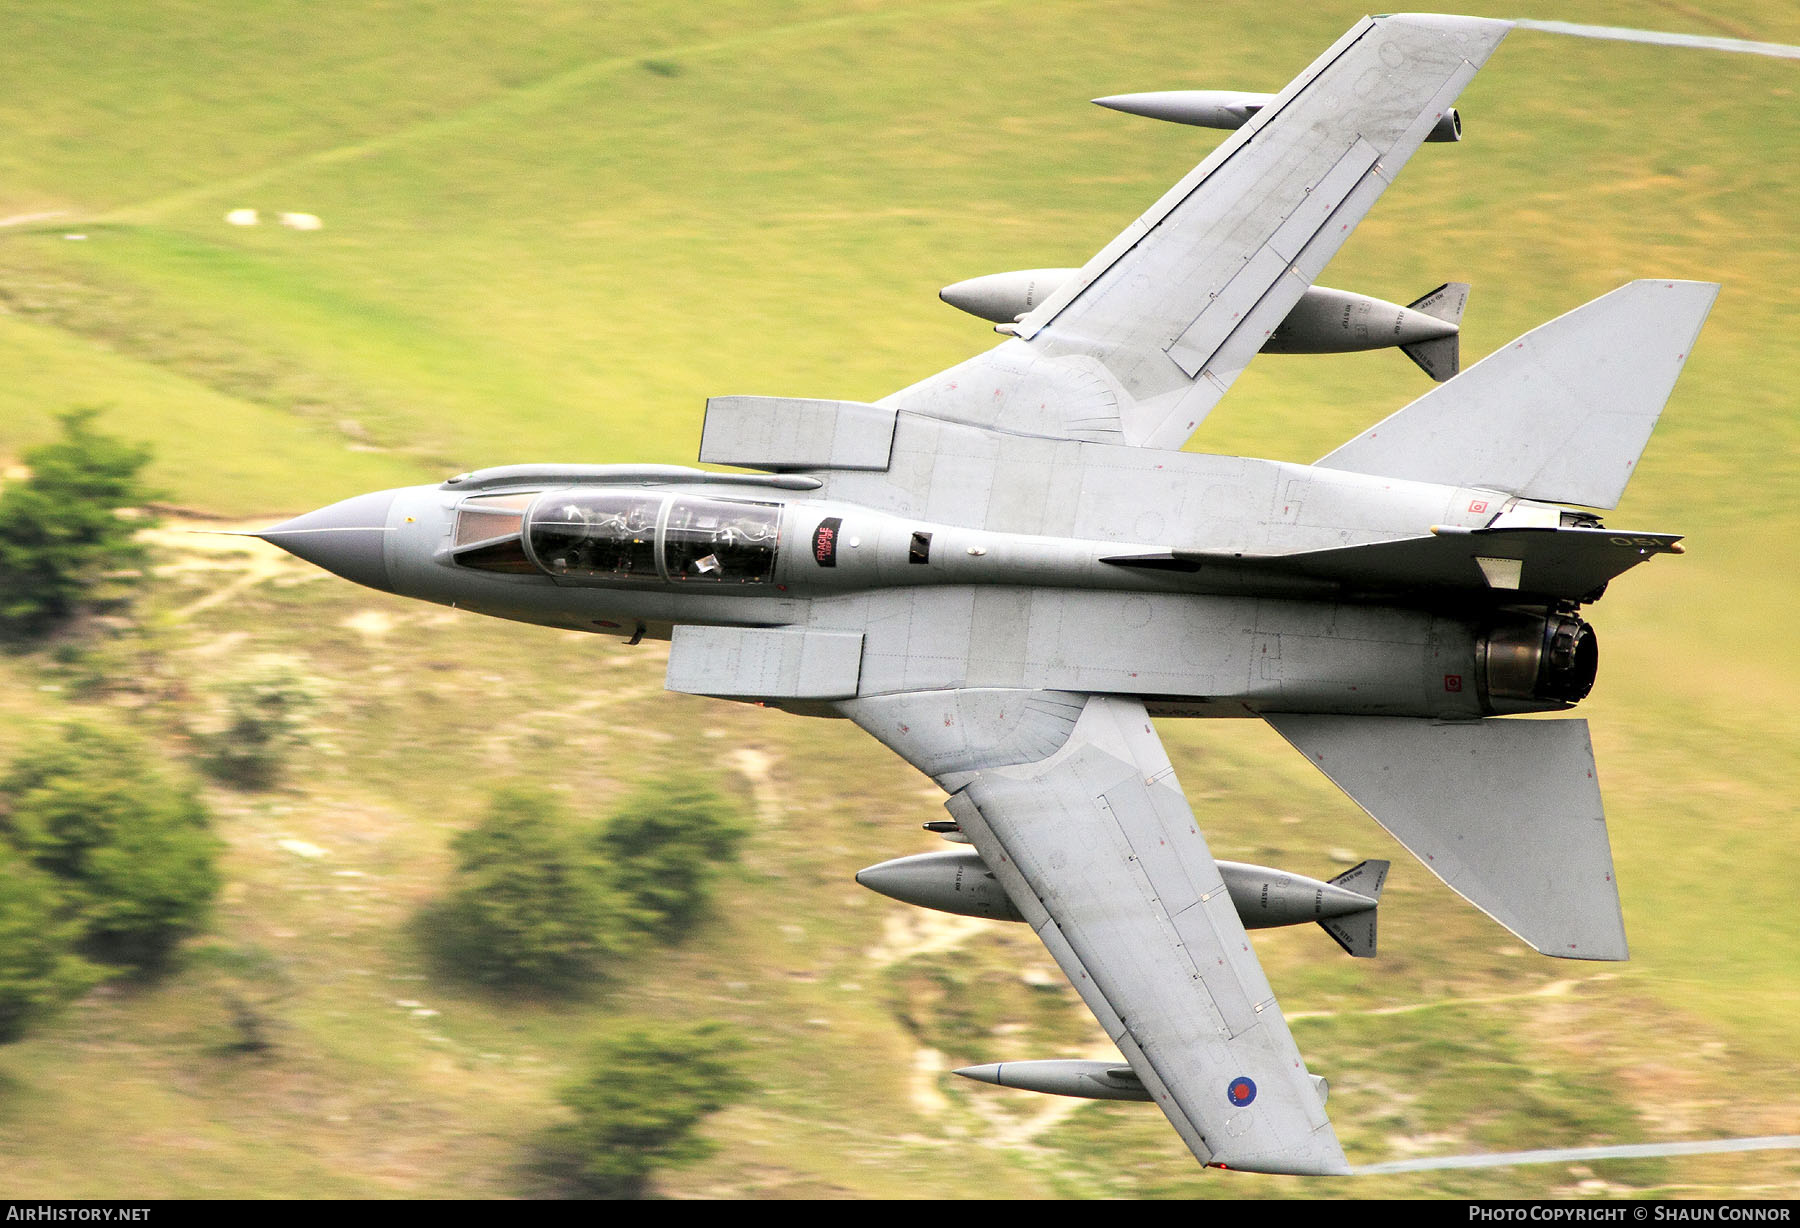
[847,691,1349,1175]
[887,14,1512,451]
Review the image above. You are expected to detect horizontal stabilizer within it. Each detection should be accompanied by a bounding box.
[1103,524,1683,602]
[1318,280,1718,508]
[1265,715,1627,960]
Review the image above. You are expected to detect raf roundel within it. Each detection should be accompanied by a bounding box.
[1227,1076,1258,1107]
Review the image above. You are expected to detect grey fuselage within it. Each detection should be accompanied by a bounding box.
[268,410,1594,724]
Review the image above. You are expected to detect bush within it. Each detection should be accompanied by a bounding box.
[0,410,154,637]
[194,656,322,789]
[0,845,103,1044]
[419,786,618,994]
[600,775,750,943]
[188,943,292,1054]
[0,722,220,972]
[536,1023,749,1198]
[421,775,752,993]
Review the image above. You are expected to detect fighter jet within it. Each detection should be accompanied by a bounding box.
[261,14,1714,1176]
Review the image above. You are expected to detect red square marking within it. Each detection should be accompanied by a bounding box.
[1444,674,1464,693]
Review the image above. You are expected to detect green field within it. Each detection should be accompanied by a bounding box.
[0,0,1796,1199]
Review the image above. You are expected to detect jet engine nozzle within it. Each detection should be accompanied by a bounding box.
[1478,611,1599,712]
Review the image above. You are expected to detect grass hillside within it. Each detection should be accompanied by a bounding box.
[0,0,1795,1198]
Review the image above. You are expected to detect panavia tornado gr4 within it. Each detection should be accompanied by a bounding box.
[261,14,1714,1176]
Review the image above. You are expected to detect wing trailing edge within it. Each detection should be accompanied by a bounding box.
[1101,523,1683,602]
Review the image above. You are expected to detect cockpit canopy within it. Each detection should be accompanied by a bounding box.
[451,489,780,585]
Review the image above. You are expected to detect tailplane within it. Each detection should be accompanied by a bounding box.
[1318,280,1718,509]
[1265,715,1627,961]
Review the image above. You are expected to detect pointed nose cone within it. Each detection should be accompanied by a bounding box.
[259,490,398,592]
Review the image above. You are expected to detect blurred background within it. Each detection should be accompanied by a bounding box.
[0,0,1794,1198]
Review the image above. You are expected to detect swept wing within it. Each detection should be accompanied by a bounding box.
[886,15,1512,449]
[822,15,1515,1176]
[850,693,1349,1176]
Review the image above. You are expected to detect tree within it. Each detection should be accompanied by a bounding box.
[193,656,322,789]
[420,775,751,993]
[599,774,750,943]
[0,410,155,637]
[419,786,618,994]
[0,722,220,972]
[0,845,102,1044]
[536,1023,749,1198]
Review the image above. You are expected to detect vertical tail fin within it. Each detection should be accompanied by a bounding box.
[1319,280,1718,508]
[1398,283,1467,382]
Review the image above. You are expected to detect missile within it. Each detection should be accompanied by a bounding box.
[857,849,1389,955]
[939,271,1467,380]
[954,1059,1330,1106]
[1092,89,1462,143]
[954,1060,1151,1102]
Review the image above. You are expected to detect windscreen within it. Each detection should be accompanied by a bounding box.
[452,491,538,574]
